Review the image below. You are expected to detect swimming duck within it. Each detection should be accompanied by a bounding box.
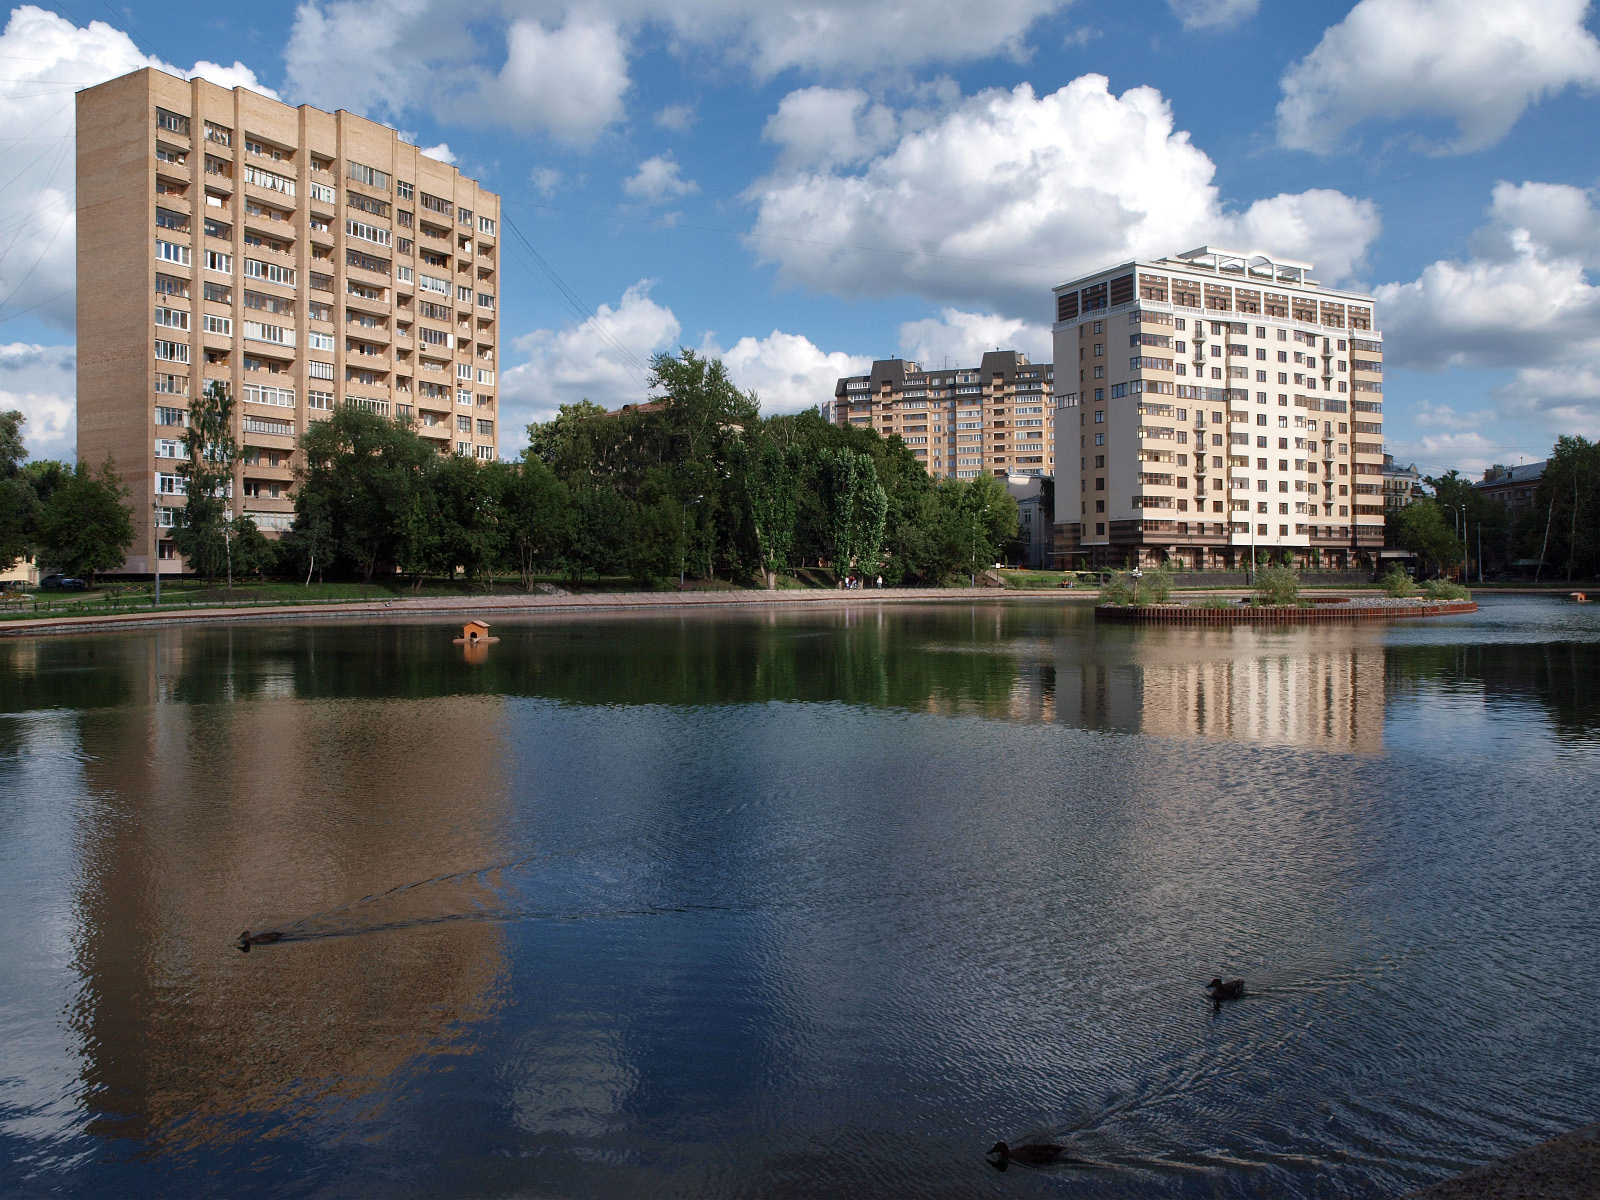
[987,1141,1081,1168]
[1206,977,1246,1002]
[236,929,283,953]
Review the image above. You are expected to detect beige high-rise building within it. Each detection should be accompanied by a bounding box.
[828,351,1057,479]
[1052,247,1384,570]
[77,68,501,573]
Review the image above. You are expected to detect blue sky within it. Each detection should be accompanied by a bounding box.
[1,0,1598,473]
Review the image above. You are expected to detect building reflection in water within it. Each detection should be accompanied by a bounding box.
[1050,629,1387,752]
[45,628,511,1153]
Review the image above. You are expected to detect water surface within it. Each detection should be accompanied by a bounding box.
[1,596,1596,1198]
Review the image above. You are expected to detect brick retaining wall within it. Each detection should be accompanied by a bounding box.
[1095,601,1478,625]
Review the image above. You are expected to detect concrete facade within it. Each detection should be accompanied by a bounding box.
[829,351,1056,479]
[77,68,501,573]
[1051,247,1385,571]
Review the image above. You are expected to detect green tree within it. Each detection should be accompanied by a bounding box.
[746,437,801,587]
[36,458,134,583]
[1395,498,1465,578]
[0,410,31,571]
[818,447,887,580]
[1533,436,1600,581]
[561,484,632,584]
[432,453,505,590]
[227,515,278,578]
[627,494,684,587]
[499,454,570,590]
[294,404,435,582]
[173,380,239,585]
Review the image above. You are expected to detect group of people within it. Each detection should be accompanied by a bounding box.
[840,575,883,590]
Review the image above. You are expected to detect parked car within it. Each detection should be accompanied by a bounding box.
[39,575,87,591]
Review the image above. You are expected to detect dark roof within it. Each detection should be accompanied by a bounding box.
[1477,461,1546,488]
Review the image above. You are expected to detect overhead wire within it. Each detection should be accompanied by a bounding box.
[501,211,652,391]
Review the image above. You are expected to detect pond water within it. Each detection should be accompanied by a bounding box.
[1,596,1597,1199]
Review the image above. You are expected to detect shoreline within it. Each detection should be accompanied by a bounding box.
[1406,1121,1599,1198]
[0,586,1088,638]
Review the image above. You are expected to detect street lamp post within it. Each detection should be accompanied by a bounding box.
[679,494,702,589]
[1442,502,1468,583]
[151,492,161,608]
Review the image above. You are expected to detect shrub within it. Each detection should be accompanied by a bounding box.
[1381,566,1415,598]
[1423,578,1470,600]
[1138,563,1174,604]
[1255,563,1299,606]
[1099,571,1134,605]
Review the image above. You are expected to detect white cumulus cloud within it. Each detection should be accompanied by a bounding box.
[499,282,679,450]
[623,154,697,203]
[1277,0,1600,154]
[896,308,1050,368]
[420,142,456,164]
[1378,181,1600,453]
[704,330,871,414]
[1167,0,1260,31]
[0,342,76,463]
[0,6,275,333]
[747,76,1380,319]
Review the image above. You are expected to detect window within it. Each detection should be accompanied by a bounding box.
[243,382,295,407]
[154,339,189,363]
[244,319,292,345]
[308,390,334,410]
[243,258,294,285]
[458,286,473,302]
[347,280,384,300]
[397,265,414,283]
[155,376,187,398]
[476,418,494,437]
[308,181,335,205]
[205,249,231,273]
[1094,432,1105,446]
[155,207,189,233]
[157,473,187,496]
[419,327,450,347]
[243,164,295,196]
[418,272,449,295]
[156,240,190,266]
[154,306,189,331]
[308,330,334,351]
[478,215,496,236]
[349,160,389,190]
[397,180,414,200]
[308,360,334,380]
[477,292,495,310]
[203,314,232,336]
[308,300,331,321]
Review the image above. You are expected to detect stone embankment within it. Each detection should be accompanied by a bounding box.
[1096,598,1477,625]
[0,586,1067,639]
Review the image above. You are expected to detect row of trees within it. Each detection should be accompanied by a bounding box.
[1389,436,1600,581]
[0,411,135,583]
[286,349,1021,588]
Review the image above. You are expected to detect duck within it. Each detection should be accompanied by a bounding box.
[986,1141,1082,1168]
[236,929,284,953]
[1206,977,1246,1002]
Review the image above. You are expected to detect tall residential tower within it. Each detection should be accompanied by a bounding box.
[1052,247,1384,570]
[77,68,501,573]
[829,351,1056,479]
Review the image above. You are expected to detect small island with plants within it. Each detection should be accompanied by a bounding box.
[1094,564,1478,625]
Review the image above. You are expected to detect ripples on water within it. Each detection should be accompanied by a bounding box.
[0,595,1596,1199]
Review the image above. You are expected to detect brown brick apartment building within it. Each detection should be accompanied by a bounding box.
[77,68,500,573]
[1052,247,1384,570]
[827,350,1056,479]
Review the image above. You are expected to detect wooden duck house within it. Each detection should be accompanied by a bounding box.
[453,620,500,648]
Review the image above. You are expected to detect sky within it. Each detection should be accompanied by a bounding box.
[0,0,1597,475]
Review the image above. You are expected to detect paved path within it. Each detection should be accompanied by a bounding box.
[1406,1121,1600,1199]
[0,587,1089,638]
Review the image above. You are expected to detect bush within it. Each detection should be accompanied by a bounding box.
[1255,563,1299,606]
[1381,566,1416,598]
[1099,571,1134,605]
[1423,578,1470,600]
[1138,564,1174,604]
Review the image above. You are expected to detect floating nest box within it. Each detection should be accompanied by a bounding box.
[453,620,499,646]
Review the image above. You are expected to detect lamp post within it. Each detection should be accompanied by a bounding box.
[1442,502,1467,583]
[151,491,161,608]
[679,494,702,589]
